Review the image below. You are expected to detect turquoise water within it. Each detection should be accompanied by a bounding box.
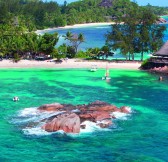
[0,68,168,161]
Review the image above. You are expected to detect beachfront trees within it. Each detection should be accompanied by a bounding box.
[64,31,85,55]
[137,8,166,61]
[101,45,111,59]
[51,49,61,60]
[51,44,67,60]
[67,46,76,58]
[39,33,59,54]
[86,47,101,59]
[0,22,59,59]
[106,1,140,60]
[106,0,166,61]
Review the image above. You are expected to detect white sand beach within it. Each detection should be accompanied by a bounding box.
[35,22,114,34]
[0,59,141,69]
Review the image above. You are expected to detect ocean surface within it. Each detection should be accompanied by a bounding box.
[0,68,168,162]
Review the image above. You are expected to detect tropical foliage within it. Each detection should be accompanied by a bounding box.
[106,0,166,61]
[0,24,59,60]
[64,31,85,54]
[0,0,167,61]
[0,0,166,30]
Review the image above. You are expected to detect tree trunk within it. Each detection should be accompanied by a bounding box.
[75,46,78,54]
[131,53,134,61]
[128,53,131,60]
[126,55,128,61]
[141,51,144,61]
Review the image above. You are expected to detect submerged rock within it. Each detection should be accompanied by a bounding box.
[37,101,132,134]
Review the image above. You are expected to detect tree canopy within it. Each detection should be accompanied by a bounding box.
[0,0,166,31]
[106,0,166,61]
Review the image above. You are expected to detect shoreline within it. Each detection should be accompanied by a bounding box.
[35,22,114,34]
[0,59,141,70]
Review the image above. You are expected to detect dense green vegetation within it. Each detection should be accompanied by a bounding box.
[0,0,115,31]
[1,0,167,31]
[0,24,59,61]
[144,4,168,16]
[106,0,166,61]
[0,0,167,61]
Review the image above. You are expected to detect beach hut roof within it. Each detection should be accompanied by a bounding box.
[153,41,168,56]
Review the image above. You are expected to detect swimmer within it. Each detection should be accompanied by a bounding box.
[13,96,19,102]
[159,76,163,81]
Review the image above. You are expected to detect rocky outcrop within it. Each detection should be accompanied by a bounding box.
[157,17,167,24]
[82,100,118,112]
[38,101,132,134]
[99,0,113,8]
[149,66,168,74]
[79,111,111,123]
[38,103,64,111]
[120,106,132,113]
[42,113,80,133]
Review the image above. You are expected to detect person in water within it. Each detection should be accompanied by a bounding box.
[13,96,19,101]
[159,76,163,81]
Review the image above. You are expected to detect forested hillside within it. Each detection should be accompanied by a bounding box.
[0,0,167,31]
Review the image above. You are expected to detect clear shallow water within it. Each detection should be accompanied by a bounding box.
[0,68,168,162]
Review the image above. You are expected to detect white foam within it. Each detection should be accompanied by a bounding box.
[80,121,109,134]
[23,127,52,136]
[125,106,132,113]
[22,120,111,137]
[18,107,38,117]
[13,106,133,137]
[23,125,69,136]
[13,107,65,126]
[111,112,131,120]
[18,107,64,118]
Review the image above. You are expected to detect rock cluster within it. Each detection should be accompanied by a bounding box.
[149,66,168,74]
[157,17,167,24]
[39,101,131,134]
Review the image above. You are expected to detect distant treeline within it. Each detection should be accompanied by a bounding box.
[0,0,168,31]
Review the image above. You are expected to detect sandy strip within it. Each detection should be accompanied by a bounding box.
[35,22,114,34]
[0,59,141,69]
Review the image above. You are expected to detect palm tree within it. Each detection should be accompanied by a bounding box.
[64,31,85,55]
